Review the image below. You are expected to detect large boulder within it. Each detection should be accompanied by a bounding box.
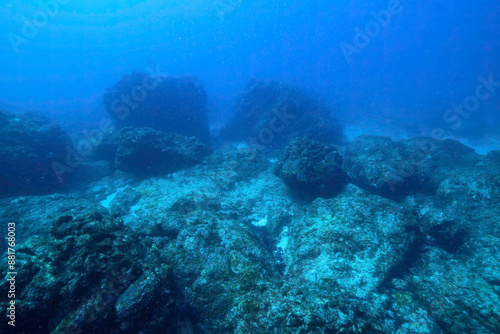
[103,71,211,144]
[343,136,422,197]
[220,79,344,150]
[274,137,347,200]
[399,137,480,188]
[343,136,480,198]
[115,127,212,175]
[0,110,73,196]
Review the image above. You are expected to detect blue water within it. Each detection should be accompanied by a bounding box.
[0,0,499,145]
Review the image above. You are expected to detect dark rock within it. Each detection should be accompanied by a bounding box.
[115,267,172,327]
[0,213,143,332]
[0,212,194,334]
[343,136,480,198]
[103,71,211,144]
[220,79,344,149]
[274,137,347,200]
[343,136,423,197]
[399,137,480,188]
[44,160,118,197]
[90,130,120,161]
[0,110,74,196]
[115,127,212,175]
[427,220,467,254]
[0,193,103,244]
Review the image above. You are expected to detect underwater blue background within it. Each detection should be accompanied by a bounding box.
[0,0,499,146]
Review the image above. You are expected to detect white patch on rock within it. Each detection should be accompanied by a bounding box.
[277,226,289,252]
[253,215,268,227]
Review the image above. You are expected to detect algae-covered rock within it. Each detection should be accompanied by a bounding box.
[115,127,212,175]
[0,193,102,244]
[344,136,480,198]
[220,79,344,149]
[0,110,74,195]
[0,212,181,333]
[408,248,500,334]
[274,137,347,200]
[103,71,211,144]
[399,137,480,189]
[343,135,422,197]
[286,189,420,299]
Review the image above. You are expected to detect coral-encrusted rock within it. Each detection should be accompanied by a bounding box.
[115,127,212,175]
[436,167,500,218]
[0,212,180,333]
[343,136,480,198]
[274,137,347,200]
[0,193,104,244]
[0,110,73,196]
[287,190,420,300]
[103,71,211,143]
[220,79,344,149]
[343,136,424,197]
[399,137,480,188]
